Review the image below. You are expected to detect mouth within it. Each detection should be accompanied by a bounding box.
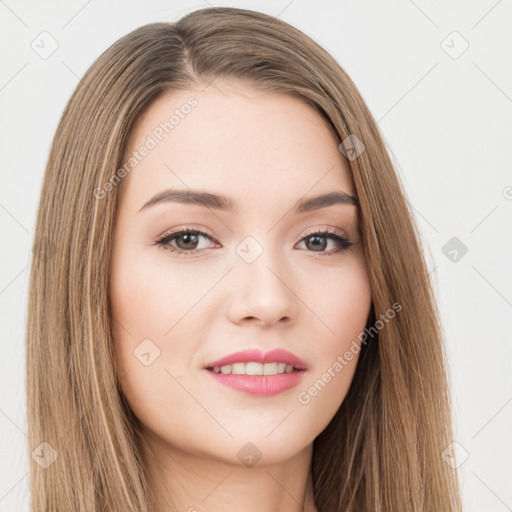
[203,348,307,396]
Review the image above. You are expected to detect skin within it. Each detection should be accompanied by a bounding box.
[109,79,372,512]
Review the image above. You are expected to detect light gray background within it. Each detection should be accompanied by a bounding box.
[1,1,511,510]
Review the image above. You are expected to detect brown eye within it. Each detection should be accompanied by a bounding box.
[297,229,354,255]
[174,232,201,250]
[155,228,217,256]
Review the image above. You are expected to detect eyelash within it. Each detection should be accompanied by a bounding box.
[154,227,354,258]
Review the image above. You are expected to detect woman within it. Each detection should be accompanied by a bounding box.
[26,6,463,511]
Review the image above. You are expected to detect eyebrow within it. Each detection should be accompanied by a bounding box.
[138,188,358,214]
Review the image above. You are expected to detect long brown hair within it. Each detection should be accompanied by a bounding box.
[26,6,463,511]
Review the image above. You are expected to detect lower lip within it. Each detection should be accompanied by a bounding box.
[204,369,306,396]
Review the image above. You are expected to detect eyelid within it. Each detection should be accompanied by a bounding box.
[155,224,349,241]
[155,225,217,242]
[300,225,348,238]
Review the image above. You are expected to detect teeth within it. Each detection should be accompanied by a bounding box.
[212,362,297,375]
[232,362,247,374]
[262,362,277,375]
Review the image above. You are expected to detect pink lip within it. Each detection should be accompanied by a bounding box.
[205,371,306,396]
[203,348,307,397]
[204,348,307,370]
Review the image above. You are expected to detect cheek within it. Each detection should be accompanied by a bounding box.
[109,244,217,410]
[109,247,176,392]
[110,246,202,338]
[109,253,202,441]
[297,257,371,420]
[312,256,372,349]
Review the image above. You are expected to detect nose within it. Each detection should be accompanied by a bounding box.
[226,244,298,327]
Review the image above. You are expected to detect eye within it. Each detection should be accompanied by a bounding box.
[154,228,218,257]
[296,228,354,256]
[153,227,354,258]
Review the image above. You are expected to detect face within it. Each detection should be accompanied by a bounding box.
[109,80,372,466]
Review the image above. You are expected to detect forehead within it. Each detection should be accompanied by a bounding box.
[119,82,354,213]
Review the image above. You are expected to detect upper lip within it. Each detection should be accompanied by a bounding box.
[204,348,307,370]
